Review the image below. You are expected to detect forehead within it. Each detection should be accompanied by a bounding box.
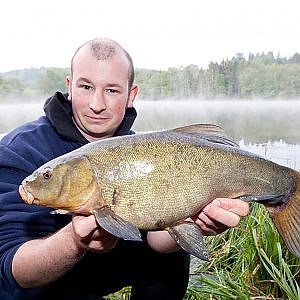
[72,45,130,83]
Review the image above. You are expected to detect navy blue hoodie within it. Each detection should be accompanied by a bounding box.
[0,92,138,299]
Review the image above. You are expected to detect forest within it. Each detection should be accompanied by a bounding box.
[1,51,300,101]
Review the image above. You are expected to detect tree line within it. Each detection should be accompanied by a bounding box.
[1,51,300,101]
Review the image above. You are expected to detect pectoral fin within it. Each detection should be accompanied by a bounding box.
[167,221,209,261]
[92,207,142,241]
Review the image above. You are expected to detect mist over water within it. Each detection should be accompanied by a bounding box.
[1,99,300,143]
[133,100,300,144]
[0,102,44,134]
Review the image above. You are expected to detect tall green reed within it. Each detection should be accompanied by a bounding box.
[186,203,300,299]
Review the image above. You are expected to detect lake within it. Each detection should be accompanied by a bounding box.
[133,100,300,144]
[1,99,300,170]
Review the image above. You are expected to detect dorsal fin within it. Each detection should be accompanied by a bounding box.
[168,124,239,147]
[171,124,225,135]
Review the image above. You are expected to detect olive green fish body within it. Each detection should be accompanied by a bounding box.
[19,124,300,260]
[79,132,294,228]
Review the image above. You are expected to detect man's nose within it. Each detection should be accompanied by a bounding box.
[89,91,106,112]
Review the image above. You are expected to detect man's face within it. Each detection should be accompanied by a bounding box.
[66,47,137,141]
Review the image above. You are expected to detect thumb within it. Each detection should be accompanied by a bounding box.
[72,215,98,238]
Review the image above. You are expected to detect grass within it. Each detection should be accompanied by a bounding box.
[185,204,300,300]
[104,286,131,300]
[105,204,300,299]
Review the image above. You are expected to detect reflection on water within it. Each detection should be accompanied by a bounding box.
[239,140,300,171]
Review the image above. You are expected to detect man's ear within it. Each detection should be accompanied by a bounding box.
[66,76,72,101]
[127,84,138,107]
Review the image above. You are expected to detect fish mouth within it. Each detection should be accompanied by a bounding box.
[19,184,35,205]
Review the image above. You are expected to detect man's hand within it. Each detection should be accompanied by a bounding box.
[193,198,250,235]
[72,215,118,252]
[12,216,118,288]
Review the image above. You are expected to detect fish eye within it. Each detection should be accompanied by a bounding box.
[43,168,52,180]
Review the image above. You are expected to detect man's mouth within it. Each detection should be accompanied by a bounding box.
[86,114,111,123]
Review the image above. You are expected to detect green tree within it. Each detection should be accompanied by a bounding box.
[0,77,24,96]
[38,68,68,95]
[135,69,169,99]
[182,65,200,98]
[289,53,300,64]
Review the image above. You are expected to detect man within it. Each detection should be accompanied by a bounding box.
[0,38,249,299]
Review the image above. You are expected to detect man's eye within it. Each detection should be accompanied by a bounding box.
[106,89,119,94]
[79,84,92,90]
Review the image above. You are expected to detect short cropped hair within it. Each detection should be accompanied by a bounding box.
[71,38,135,88]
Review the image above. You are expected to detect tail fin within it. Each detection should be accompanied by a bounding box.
[266,169,300,259]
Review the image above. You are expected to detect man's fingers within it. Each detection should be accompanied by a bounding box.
[206,198,250,217]
[202,200,245,228]
[195,211,218,229]
[193,216,219,235]
[72,215,116,240]
[72,215,98,238]
[72,215,119,252]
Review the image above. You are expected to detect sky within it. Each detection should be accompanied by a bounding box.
[1,0,300,72]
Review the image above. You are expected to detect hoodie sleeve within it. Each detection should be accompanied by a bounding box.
[0,144,50,289]
[0,123,73,289]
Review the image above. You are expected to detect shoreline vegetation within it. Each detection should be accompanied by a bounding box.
[185,203,300,300]
[1,52,300,101]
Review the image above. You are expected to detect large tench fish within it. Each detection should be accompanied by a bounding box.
[19,124,300,260]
